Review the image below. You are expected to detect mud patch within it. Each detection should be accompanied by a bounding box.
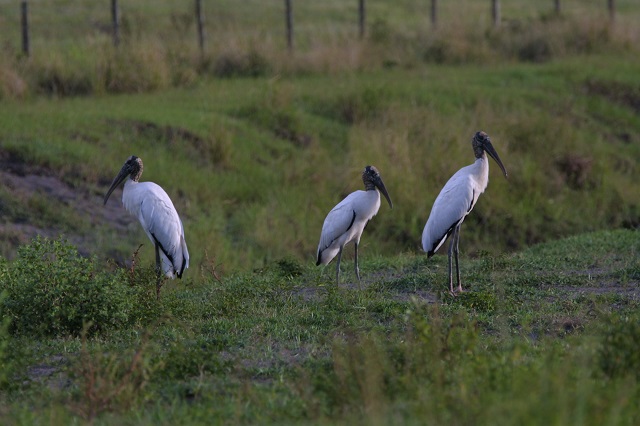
[0,147,136,259]
[25,354,71,391]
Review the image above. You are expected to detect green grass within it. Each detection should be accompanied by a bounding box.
[1,55,639,274]
[0,229,638,424]
[0,3,639,423]
[1,0,639,98]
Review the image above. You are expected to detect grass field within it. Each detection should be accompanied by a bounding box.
[0,1,639,424]
[1,55,639,274]
[0,230,638,424]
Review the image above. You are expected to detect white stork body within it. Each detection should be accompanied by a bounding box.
[121,179,189,279]
[422,131,507,294]
[104,156,189,297]
[422,156,489,256]
[317,189,381,266]
[316,166,393,286]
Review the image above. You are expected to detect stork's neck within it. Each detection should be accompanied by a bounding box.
[364,180,376,191]
[472,152,490,190]
[131,170,142,182]
[124,177,139,188]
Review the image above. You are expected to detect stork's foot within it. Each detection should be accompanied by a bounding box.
[447,286,465,297]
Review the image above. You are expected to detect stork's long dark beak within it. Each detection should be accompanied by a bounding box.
[375,177,393,209]
[103,166,130,205]
[484,141,508,178]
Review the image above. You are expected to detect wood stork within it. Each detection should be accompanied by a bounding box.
[316,165,393,287]
[103,156,189,297]
[422,131,507,295]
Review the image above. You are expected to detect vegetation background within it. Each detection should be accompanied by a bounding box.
[0,0,638,424]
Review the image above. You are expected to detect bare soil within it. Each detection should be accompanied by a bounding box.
[0,148,135,258]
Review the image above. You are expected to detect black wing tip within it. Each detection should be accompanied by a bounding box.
[427,251,435,258]
[316,253,322,266]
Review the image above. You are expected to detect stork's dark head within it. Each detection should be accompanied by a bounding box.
[472,131,507,178]
[362,165,393,209]
[103,156,144,205]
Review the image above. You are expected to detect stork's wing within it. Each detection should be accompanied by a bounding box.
[137,184,188,277]
[317,193,358,258]
[422,173,476,256]
[177,218,189,277]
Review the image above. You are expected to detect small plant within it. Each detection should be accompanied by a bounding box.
[0,288,11,388]
[275,257,305,278]
[336,87,390,125]
[598,313,640,380]
[0,237,157,336]
[69,323,161,421]
[206,49,271,79]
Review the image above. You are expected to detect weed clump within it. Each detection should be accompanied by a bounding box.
[207,50,271,78]
[0,236,158,337]
[599,313,640,380]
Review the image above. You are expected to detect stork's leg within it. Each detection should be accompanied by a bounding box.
[447,233,455,295]
[354,242,361,290]
[335,246,344,286]
[154,243,162,299]
[453,225,463,293]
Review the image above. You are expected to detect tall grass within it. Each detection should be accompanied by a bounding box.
[0,1,639,98]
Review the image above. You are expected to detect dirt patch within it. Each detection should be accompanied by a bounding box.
[0,148,136,258]
[25,354,70,391]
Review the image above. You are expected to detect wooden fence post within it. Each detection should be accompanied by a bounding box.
[111,0,120,46]
[431,0,438,28]
[492,0,500,28]
[608,0,616,22]
[21,1,29,57]
[196,0,205,56]
[285,0,293,51]
[359,0,365,39]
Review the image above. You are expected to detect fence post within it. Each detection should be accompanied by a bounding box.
[195,0,205,56]
[431,0,438,28]
[608,0,616,22]
[285,0,293,51]
[111,0,120,46]
[21,1,29,57]
[359,0,365,39]
[491,0,501,28]
[554,0,561,14]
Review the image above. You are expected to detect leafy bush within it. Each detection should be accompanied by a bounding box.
[0,237,157,337]
[599,313,640,379]
[0,287,11,388]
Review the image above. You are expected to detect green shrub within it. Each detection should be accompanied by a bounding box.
[336,87,390,124]
[97,43,171,94]
[208,50,271,78]
[0,237,156,337]
[599,313,640,379]
[0,287,11,388]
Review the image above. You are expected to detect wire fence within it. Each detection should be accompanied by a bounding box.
[1,0,637,58]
